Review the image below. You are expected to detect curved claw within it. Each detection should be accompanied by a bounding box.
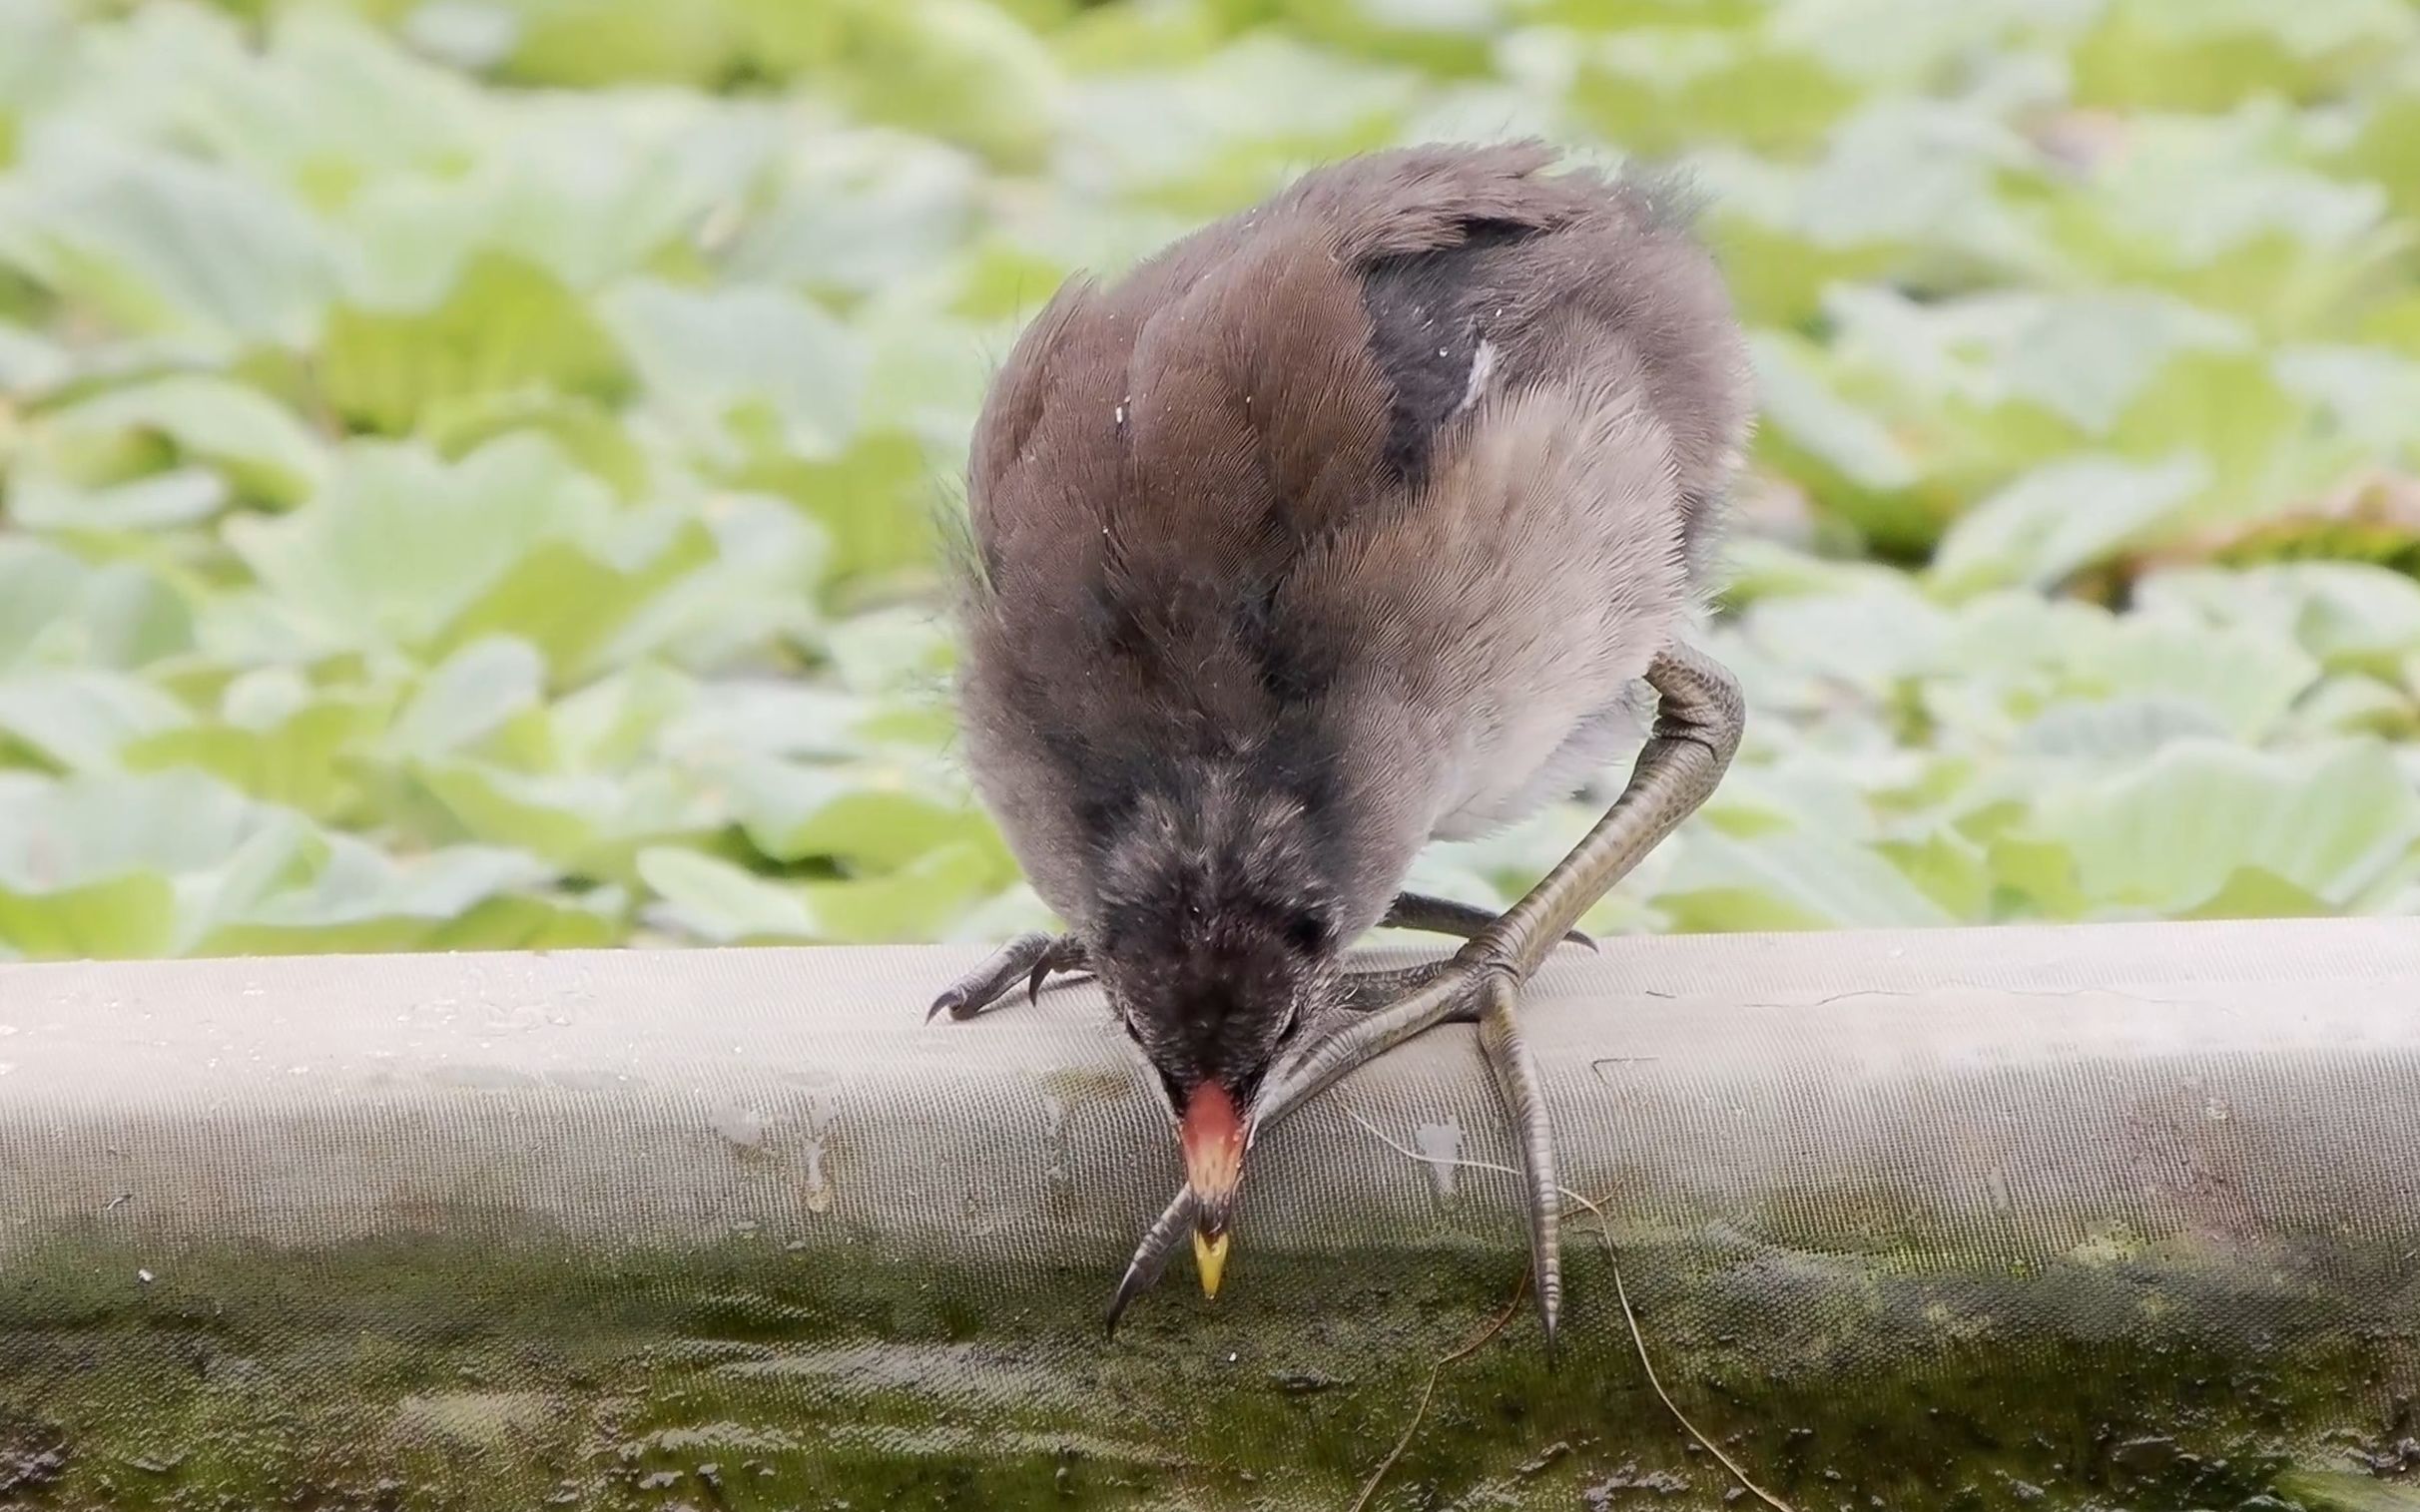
[1105,1189,1198,1334]
[1476,971,1560,1354]
[924,988,966,1023]
[1026,956,1053,1006]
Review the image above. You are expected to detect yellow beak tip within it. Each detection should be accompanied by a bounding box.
[1191,1231,1230,1299]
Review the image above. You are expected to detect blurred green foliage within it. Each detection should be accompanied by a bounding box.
[1,0,2418,959]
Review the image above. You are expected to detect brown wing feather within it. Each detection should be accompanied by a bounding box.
[952,141,1750,929]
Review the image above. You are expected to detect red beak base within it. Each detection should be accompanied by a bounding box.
[1179,1081,1246,1296]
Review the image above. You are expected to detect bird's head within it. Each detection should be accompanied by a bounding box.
[1085,774,1346,1296]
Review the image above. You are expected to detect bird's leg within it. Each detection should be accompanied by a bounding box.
[1114,644,1744,1341]
[1379,893,1596,952]
[925,931,1091,1020]
[1340,896,1592,1011]
[1340,959,1459,1011]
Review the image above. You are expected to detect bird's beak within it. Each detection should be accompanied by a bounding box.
[1190,1228,1230,1299]
[1178,1080,1247,1298]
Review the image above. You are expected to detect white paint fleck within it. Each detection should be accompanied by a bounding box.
[137,1269,155,1284]
[800,1136,834,1214]
[711,1103,766,1149]
[1413,1120,1465,1199]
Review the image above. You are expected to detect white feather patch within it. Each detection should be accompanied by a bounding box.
[1453,338,1498,416]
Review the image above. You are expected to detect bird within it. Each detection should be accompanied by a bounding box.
[925,140,1752,1346]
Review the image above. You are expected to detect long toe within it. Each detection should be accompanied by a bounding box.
[1475,970,1561,1350]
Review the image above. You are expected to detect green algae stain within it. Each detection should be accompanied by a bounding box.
[2,1215,2415,1510]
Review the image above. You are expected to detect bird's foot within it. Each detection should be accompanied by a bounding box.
[1289,950,1563,1346]
[924,931,1090,1021]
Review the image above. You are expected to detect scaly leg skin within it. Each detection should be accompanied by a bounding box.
[925,892,1590,1023]
[1377,895,1597,954]
[1107,644,1745,1346]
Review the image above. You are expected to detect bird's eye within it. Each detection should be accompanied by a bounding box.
[1282,910,1330,954]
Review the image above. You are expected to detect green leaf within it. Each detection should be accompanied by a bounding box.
[721,131,979,299]
[812,0,1068,170]
[599,494,825,671]
[636,845,815,941]
[0,870,178,959]
[543,662,698,772]
[0,669,190,770]
[1567,26,1857,156]
[445,522,719,682]
[122,694,391,820]
[0,768,313,954]
[1061,33,1414,209]
[494,0,745,86]
[2135,563,2420,674]
[0,319,69,392]
[0,547,195,674]
[600,278,862,465]
[0,542,85,671]
[420,389,654,499]
[638,839,1000,943]
[0,128,328,350]
[2008,697,2231,764]
[2081,616,2321,742]
[1653,827,1960,931]
[224,432,620,656]
[1932,454,2206,595]
[390,636,549,759]
[413,757,708,881]
[1876,829,1993,920]
[722,756,997,870]
[6,464,231,532]
[2072,0,2419,111]
[744,428,945,587]
[196,832,562,954]
[43,374,329,504]
[658,679,874,764]
[2049,110,2405,336]
[2017,740,2420,915]
[318,252,627,434]
[1745,329,1932,548]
